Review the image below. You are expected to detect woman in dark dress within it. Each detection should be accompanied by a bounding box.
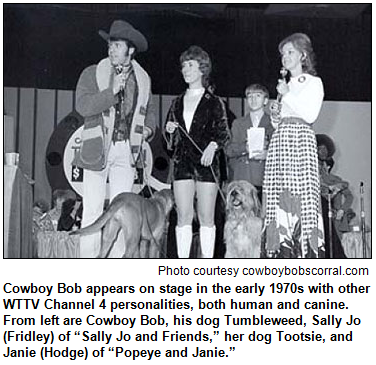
[164,46,229,258]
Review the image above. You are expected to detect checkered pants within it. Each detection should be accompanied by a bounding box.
[262,117,325,258]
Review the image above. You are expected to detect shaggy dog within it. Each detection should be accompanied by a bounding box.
[224,180,262,258]
[71,189,174,258]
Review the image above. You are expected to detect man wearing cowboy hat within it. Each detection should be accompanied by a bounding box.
[74,20,156,258]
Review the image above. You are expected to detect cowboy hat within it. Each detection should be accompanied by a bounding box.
[99,20,148,52]
[316,134,336,158]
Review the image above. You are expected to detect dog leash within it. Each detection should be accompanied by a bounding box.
[139,130,171,257]
[175,124,227,205]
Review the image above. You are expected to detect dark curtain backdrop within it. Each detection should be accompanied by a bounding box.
[4,4,371,101]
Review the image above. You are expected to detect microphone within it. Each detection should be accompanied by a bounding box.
[360,181,365,218]
[280,67,288,78]
[276,67,288,102]
[271,67,288,124]
[359,181,367,257]
[115,65,125,101]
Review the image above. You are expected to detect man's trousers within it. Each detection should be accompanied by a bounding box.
[80,140,135,258]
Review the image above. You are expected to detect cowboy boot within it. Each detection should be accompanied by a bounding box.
[200,226,216,258]
[176,225,192,258]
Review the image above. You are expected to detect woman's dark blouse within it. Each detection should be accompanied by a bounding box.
[164,89,230,165]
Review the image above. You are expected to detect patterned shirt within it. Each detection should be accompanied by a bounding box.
[112,67,137,142]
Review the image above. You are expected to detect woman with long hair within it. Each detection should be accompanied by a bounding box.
[164,45,230,258]
[263,33,325,258]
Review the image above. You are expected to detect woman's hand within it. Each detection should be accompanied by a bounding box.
[276,79,289,95]
[269,101,282,124]
[201,142,218,166]
[166,121,178,134]
[270,100,281,114]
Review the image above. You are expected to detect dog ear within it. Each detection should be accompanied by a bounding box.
[251,187,261,216]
